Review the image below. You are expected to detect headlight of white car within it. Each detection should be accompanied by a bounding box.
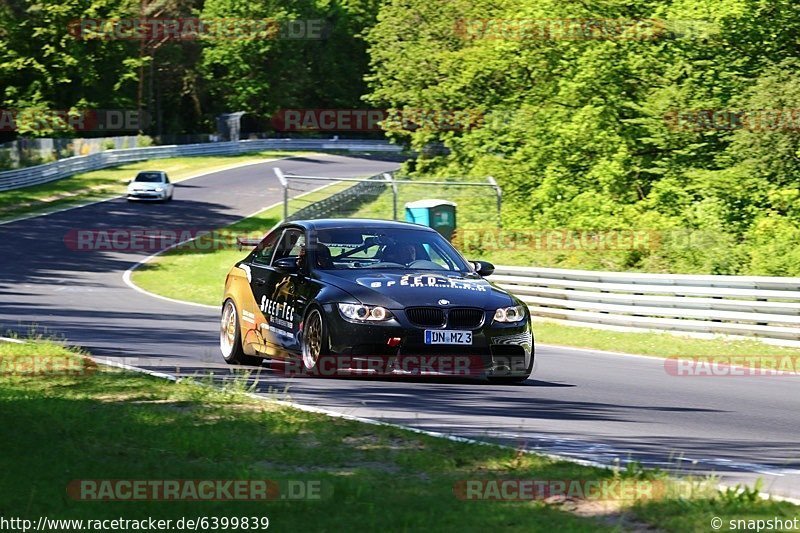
[337,303,393,322]
[155,186,164,192]
[493,305,527,323]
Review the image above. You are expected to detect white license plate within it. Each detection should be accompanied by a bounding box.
[424,330,472,345]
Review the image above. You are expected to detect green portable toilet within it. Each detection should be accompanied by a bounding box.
[404,199,457,240]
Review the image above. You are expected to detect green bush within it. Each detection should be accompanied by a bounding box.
[136,134,154,147]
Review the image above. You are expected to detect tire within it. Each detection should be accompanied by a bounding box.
[301,307,330,375]
[488,352,534,384]
[220,299,262,365]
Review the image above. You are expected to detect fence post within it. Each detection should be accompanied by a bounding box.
[487,176,502,228]
[274,167,288,220]
[383,172,398,220]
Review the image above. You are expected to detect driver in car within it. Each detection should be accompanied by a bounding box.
[383,242,417,265]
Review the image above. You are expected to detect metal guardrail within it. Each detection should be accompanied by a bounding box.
[278,170,390,221]
[273,173,800,344]
[275,170,502,224]
[492,266,800,342]
[0,139,401,192]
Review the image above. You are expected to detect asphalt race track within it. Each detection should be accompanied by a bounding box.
[2,154,799,500]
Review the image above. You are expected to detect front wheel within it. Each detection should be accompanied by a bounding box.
[220,299,262,365]
[301,307,330,375]
[488,352,534,384]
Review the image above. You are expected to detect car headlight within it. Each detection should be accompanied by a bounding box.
[155,186,164,192]
[493,305,527,323]
[337,303,393,322]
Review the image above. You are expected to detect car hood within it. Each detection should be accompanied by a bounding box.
[315,269,517,309]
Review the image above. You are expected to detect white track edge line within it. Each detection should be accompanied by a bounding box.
[24,157,797,504]
[0,158,289,226]
[122,180,342,309]
[86,355,800,506]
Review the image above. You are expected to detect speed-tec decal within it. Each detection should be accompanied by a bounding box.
[357,274,487,292]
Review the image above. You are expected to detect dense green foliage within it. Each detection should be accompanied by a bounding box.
[365,0,800,275]
[2,0,799,274]
[0,0,380,136]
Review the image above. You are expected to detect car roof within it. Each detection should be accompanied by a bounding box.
[289,218,438,232]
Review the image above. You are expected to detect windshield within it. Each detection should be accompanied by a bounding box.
[313,227,471,272]
[134,172,164,183]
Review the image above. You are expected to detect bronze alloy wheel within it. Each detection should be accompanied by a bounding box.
[220,299,238,359]
[302,308,324,370]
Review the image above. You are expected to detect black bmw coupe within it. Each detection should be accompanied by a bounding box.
[220,219,534,383]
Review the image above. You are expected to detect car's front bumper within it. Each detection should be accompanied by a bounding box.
[321,304,533,378]
[127,191,167,200]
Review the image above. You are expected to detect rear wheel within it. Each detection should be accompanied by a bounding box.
[301,307,329,375]
[220,299,262,365]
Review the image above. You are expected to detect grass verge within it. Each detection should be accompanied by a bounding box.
[131,203,800,359]
[0,150,309,223]
[1,339,796,531]
[131,182,354,305]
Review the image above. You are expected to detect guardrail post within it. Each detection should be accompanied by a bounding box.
[487,176,502,228]
[274,168,289,220]
[383,173,398,220]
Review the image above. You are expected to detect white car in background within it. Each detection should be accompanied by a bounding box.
[126,171,174,202]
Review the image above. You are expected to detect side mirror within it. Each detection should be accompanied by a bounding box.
[273,256,299,274]
[472,260,495,277]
